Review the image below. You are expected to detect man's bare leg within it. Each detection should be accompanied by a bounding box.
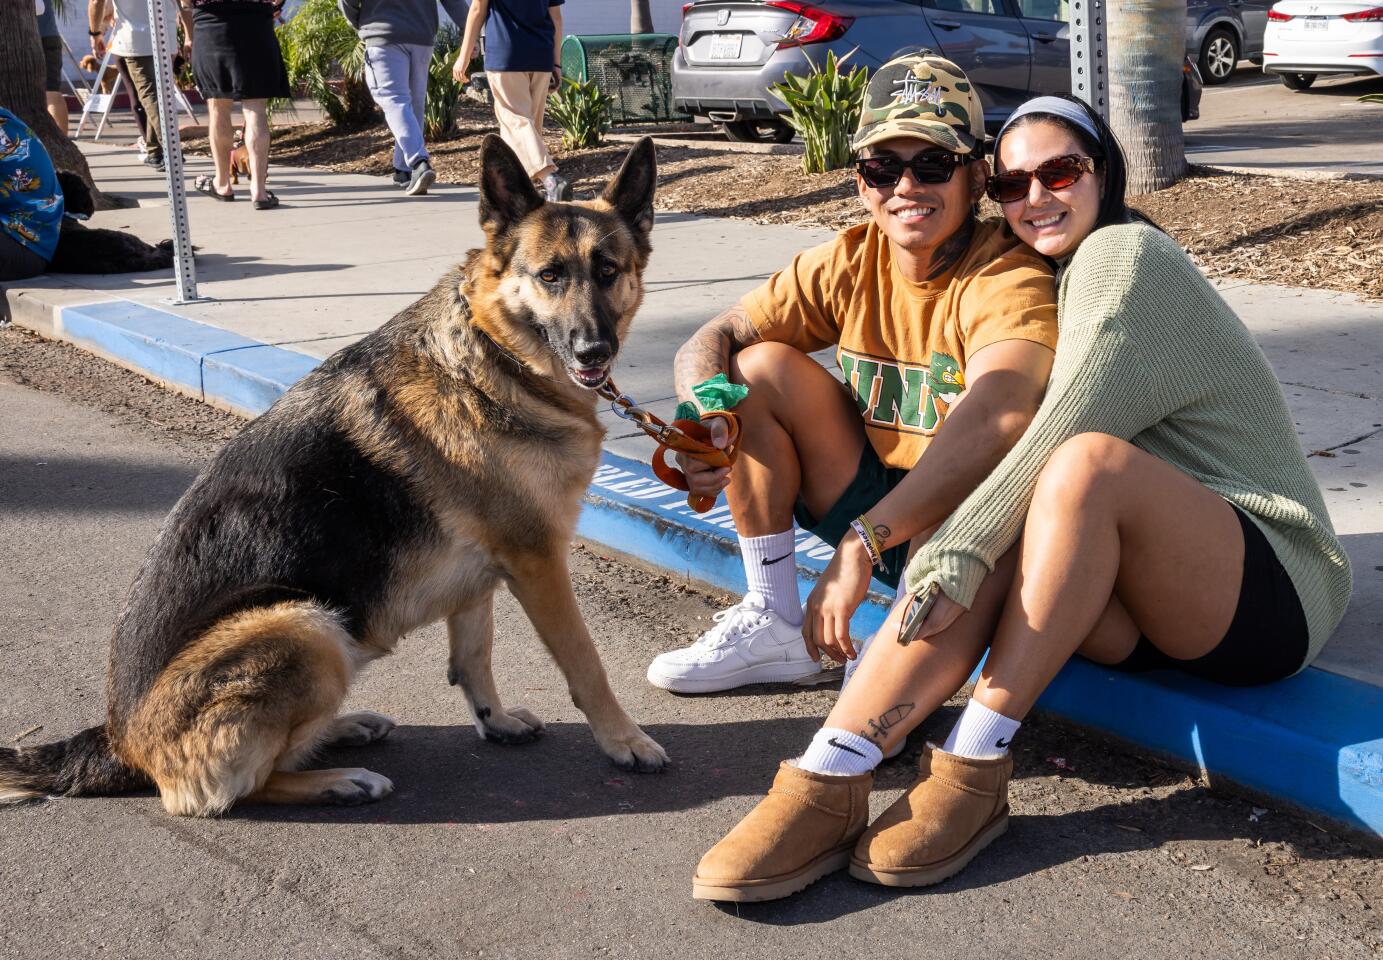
[722,342,867,535]
[646,342,870,691]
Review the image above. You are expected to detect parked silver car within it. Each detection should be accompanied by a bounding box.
[1188,0,1270,84]
[673,0,1206,142]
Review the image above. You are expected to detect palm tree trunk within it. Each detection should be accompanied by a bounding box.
[0,0,117,207]
[630,0,655,33]
[1107,0,1186,192]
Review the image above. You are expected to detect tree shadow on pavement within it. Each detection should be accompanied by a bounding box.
[0,453,195,513]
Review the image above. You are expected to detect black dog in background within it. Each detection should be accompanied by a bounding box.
[47,172,177,274]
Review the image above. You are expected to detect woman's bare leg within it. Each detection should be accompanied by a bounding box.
[241,99,271,203]
[974,432,1245,721]
[819,545,1018,756]
[208,98,234,193]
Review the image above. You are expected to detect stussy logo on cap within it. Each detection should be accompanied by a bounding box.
[892,75,946,111]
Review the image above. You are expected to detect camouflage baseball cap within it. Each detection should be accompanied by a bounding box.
[852,50,987,155]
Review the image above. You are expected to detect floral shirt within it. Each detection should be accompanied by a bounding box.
[0,109,63,263]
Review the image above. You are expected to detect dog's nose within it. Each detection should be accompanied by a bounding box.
[572,340,612,368]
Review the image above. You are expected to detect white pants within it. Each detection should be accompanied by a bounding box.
[486,70,555,179]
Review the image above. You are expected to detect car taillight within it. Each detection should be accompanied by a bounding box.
[765,0,854,46]
[1343,5,1383,20]
[1267,9,1293,20]
[682,1,695,14]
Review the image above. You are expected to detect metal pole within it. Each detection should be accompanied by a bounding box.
[146,0,205,303]
[1068,0,1110,122]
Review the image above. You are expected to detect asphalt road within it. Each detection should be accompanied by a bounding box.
[1,329,1379,960]
[1186,64,1383,176]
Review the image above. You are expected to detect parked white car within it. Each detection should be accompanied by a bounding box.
[1263,0,1383,88]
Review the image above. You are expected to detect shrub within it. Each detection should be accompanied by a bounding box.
[425,26,464,139]
[772,50,868,174]
[276,0,372,127]
[548,76,614,149]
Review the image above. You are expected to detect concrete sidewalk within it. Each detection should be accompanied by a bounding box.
[6,140,1383,835]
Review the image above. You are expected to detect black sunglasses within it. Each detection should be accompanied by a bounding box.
[985,154,1098,204]
[855,152,971,189]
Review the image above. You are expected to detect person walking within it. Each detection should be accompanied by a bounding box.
[35,0,70,132]
[339,0,468,196]
[183,0,290,209]
[88,0,190,170]
[452,0,571,202]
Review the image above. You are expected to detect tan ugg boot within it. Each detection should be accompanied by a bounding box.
[692,762,872,902]
[849,745,1011,887]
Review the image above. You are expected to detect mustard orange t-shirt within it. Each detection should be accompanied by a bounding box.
[742,218,1058,469]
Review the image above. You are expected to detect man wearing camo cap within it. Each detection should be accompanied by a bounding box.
[648,52,1059,723]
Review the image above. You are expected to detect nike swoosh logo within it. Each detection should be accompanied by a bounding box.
[828,737,867,758]
[761,553,793,565]
[994,737,1011,749]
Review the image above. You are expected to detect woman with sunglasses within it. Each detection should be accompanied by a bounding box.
[693,93,1350,900]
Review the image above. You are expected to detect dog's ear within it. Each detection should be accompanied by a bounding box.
[478,134,544,237]
[600,136,656,238]
[56,171,96,217]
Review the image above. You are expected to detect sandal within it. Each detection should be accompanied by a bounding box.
[253,191,279,211]
[194,175,234,201]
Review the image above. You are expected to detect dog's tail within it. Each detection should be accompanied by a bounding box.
[0,725,149,804]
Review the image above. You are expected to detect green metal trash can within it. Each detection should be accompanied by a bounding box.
[560,34,689,123]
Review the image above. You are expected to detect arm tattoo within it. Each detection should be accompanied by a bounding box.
[924,215,976,282]
[872,523,893,549]
[861,703,915,743]
[673,304,762,402]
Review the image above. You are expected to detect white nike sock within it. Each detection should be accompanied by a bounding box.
[739,530,801,625]
[942,699,1021,759]
[797,727,882,776]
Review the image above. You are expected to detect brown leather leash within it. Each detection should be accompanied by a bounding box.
[597,379,741,513]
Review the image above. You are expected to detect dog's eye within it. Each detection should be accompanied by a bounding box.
[598,263,619,280]
[539,268,560,284]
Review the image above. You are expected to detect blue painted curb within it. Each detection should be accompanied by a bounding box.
[45,298,1383,838]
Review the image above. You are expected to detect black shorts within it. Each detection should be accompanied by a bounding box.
[42,35,64,93]
[191,5,292,101]
[1111,505,1309,686]
[793,442,909,590]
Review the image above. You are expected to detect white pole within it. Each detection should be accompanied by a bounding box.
[1069,0,1110,122]
[146,0,203,303]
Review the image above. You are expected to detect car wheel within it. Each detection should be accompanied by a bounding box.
[1198,28,1239,85]
[721,119,795,144]
[1279,72,1317,90]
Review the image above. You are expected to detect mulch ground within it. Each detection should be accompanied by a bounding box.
[182,105,1383,301]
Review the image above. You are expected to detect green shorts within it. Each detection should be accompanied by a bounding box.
[793,442,909,590]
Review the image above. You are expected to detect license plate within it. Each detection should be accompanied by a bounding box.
[709,33,743,59]
[1305,17,1328,29]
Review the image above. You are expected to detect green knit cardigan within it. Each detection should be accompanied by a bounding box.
[904,222,1352,668]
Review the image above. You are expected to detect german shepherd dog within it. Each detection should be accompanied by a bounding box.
[0,135,667,816]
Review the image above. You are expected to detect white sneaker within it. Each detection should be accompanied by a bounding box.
[647,592,821,693]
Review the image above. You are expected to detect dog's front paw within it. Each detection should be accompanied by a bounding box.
[600,728,668,774]
[474,705,545,745]
[327,710,397,747]
[320,769,394,805]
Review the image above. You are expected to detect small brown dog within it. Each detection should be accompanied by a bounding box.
[229,129,250,184]
[80,55,120,93]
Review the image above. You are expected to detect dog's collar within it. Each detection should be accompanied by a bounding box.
[460,293,532,376]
